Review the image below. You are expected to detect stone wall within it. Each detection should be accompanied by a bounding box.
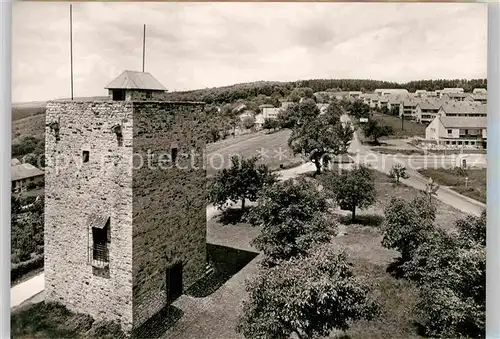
[44,101,135,331]
[131,101,207,327]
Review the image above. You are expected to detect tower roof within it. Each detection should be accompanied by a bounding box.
[105,70,167,91]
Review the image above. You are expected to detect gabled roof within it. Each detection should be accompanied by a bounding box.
[439,116,487,129]
[11,163,44,182]
[105,70,167,91]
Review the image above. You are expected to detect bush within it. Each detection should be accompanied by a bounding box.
[249,178,337,266]
[237,245,378,339]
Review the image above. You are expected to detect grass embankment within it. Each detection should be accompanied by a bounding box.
[418,167,486,204]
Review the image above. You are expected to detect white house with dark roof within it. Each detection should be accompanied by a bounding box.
[11,161,44,193]
[399,98,419,119]
[105,70,167,101]
[425,116,487,149]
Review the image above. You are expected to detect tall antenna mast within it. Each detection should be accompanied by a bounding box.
[142,24,146,72]
[70,4,74,100]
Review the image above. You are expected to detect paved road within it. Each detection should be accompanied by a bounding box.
[11,118,484,308]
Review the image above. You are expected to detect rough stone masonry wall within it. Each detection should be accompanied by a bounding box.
[131,101,207,327]
[44,101,135,332]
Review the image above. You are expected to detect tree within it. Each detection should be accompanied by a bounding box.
[237,245,378,339]
[323,165,376,222]
[423,177,440,203]
[381,195,437,264]
[388,164,410,183]
[362,119,394,145]
[208,156,277,211]
[248,178,337,266]
[277,99,319,129]
[347,99,370,119]
[241,114,256,130]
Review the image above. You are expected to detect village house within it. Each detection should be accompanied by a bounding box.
[439,88,464,98]
[415,100,444,124]
[374,88,409,96]
[378,96,389,110]
[425,116,487,149]
[387,96,404,111]
[11,159,44,193]
[472,88,487,94]
[441,92,472,102]
[348,91,362,98]
[399,98,419,119]
[414,90,428,97]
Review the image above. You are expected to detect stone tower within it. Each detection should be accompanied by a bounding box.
[44,71,207,333]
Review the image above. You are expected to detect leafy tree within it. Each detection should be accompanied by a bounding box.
[277,99,319,129]
[249,178,337,266]
[362,119,394,145]
[287,101,346,175]
[381,195,437,264]
[208,156,277,211]
[347,100,370,119]
[323,165,376,222]
[412,211,486,338]
[423,177,440,203]
[334,122,354,154]
[237,245,378,339]
[388,164,410,183]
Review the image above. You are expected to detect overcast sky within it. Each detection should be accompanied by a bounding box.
[12,2,487,103]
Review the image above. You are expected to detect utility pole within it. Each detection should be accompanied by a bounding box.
[142,24,146,72]
[70,4,74,100]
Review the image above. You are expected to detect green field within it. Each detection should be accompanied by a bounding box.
[206,129,303,176]
[372,113,427,139]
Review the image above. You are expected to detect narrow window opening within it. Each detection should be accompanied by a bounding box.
[83,151,90,163]
[146,91,152,99]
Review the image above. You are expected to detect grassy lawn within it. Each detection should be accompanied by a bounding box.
[418,167,486,204]
[371,113,426,140]
[12,113,45,143]
[206,129,302,176]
